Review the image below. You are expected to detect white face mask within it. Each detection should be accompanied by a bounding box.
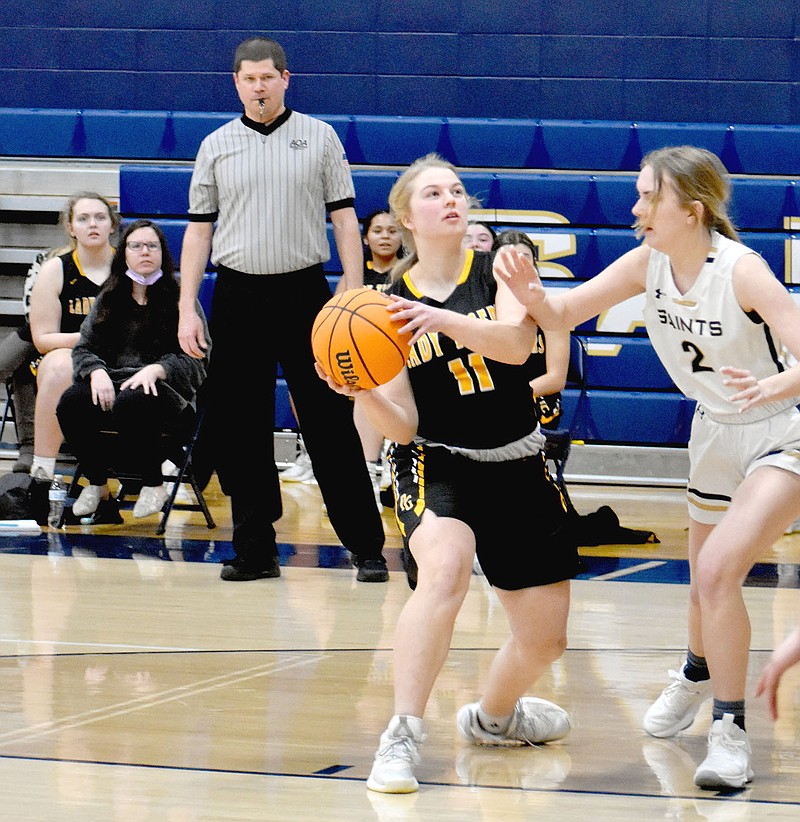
[126,268,163,286]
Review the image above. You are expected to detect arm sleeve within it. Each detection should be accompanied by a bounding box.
[187,137,219,219]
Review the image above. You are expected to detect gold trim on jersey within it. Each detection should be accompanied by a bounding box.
[402,249,474,298]
[70,245,115,284]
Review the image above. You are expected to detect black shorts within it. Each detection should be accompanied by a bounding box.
[389,442,582,591]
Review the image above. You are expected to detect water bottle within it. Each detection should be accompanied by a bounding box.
[48,474,67,529]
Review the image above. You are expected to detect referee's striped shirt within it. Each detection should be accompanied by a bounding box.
[187,109,356,276]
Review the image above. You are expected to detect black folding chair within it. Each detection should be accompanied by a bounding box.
[0,377,15,444]
[63,404,215,535]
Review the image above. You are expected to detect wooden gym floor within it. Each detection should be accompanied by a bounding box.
[1,472,800,820]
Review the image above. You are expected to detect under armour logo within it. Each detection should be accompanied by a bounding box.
[654,288,665,299]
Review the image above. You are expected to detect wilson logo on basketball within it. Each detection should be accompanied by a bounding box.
[335,350,358,385]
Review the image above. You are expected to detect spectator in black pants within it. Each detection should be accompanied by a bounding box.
[57,220,209,520]
[177,35,387,582]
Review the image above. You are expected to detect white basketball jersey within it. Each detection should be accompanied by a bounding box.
[642,231,793,422]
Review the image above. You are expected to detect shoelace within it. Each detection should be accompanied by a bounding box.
[510,703,549,746]
[662,670,701,704]
[377,733,420,764]
[711,735,747,755]
[709,720,747,754]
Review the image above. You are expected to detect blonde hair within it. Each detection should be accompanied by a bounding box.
[59,191,120,251]
[388,153,469,282]
[637,146,739,242]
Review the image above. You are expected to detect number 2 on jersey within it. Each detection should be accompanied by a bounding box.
[682,340,714,373]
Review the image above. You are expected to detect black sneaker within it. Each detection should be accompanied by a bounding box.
[220,555,281,581]
[355,557,389,583]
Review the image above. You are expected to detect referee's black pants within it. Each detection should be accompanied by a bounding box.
[203,264,386,568]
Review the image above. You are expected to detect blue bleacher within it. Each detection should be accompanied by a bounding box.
[5,108,800,175]
[578,336,674,391]
[119,165,800,239]
[561,390,696,446]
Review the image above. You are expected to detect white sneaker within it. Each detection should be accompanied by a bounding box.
[457,698,572,747]
[133,485,169,518]
[694,714,753,789]
[366,715,425,794]
[73,484,108,517]
[161,460,193,504]
[643,668,712,738]
[280,449,315,483]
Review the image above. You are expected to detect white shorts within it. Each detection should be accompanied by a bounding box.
[687,405,800,525]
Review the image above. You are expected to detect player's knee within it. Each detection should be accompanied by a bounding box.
[38,349,73,389]
[695,552,742,603]
[416,551,472,603]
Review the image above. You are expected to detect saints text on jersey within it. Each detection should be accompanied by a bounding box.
[655,308,722,337]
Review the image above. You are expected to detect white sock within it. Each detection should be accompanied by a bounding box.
[477,705,513,735]
[30,456,56,480]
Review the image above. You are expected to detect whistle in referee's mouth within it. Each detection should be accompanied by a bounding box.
[258,99,265,115]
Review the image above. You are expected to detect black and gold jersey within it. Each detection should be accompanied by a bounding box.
[389,249,538,449]
[363,260,391,292]
[58,250,105,333]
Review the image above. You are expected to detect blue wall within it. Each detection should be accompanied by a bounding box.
[2,1,799,123]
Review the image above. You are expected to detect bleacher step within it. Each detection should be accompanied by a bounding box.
[564,443,689,487]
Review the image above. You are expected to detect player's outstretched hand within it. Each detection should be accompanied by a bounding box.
[493,247,546,312]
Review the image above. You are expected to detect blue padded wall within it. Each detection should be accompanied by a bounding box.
[1,2,799,123]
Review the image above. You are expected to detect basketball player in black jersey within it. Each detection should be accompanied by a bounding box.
[317,154,580,793]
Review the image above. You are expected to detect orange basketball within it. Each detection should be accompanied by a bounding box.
[312,288,411,389]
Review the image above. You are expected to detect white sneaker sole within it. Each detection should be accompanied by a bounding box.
[694,765,753,790]
[366,772,418,793]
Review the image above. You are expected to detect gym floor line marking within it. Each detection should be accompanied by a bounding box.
[0,639,204,652]
[590,561,667,581]
[0,654,328,746]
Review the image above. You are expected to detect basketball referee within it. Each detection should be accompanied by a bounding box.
[178,36,388,582]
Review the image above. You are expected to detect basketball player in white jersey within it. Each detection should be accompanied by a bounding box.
[495,145,800,790]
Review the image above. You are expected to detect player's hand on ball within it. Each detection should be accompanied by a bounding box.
[314,361,367,397]
[387,295,446,346]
